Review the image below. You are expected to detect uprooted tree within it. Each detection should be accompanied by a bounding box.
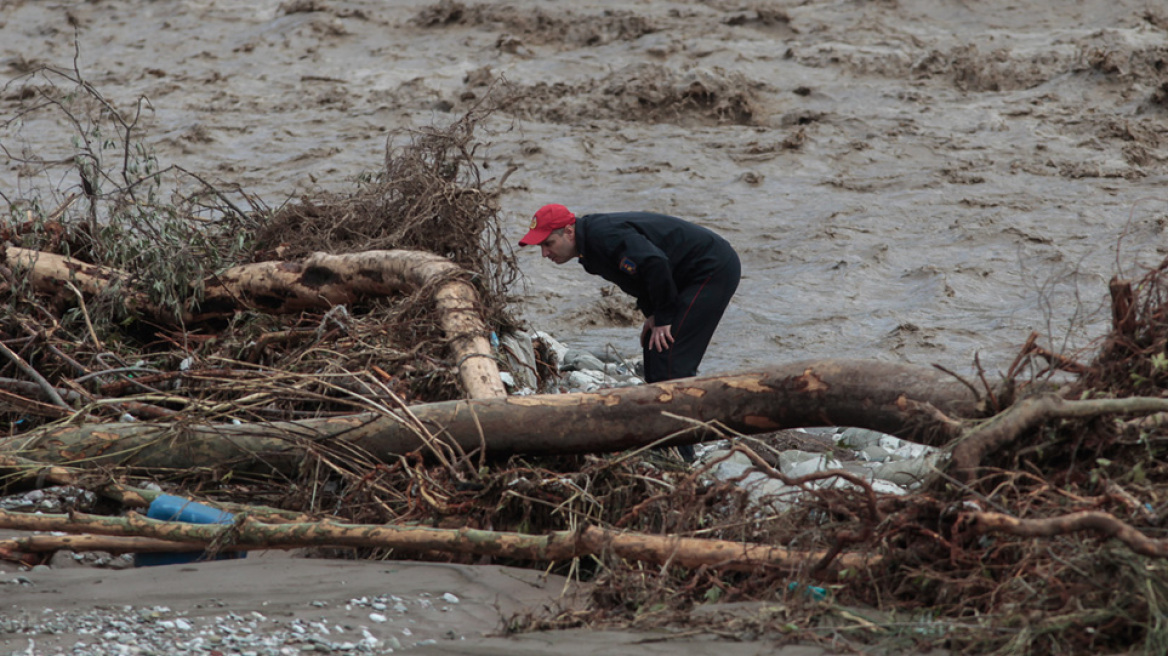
[4,245,507,399]
[7,65,1168,654]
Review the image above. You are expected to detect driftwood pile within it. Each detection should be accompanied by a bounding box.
[4,69,1168,654]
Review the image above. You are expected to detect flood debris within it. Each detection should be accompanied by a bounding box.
[6,69,1168,656]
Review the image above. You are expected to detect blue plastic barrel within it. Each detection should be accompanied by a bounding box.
[134,494,246,567]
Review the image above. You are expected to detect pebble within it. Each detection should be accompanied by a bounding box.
[0,588,470,654]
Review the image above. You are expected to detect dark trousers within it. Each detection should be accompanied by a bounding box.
[642,254,741,383]
[643,253,741,460]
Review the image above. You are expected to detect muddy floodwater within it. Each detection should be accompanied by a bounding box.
[3,0,1167,378]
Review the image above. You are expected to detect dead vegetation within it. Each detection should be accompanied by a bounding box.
[1,65,521,411]
[6,65,1168,656]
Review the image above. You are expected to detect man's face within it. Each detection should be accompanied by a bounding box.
[540,226,577,264]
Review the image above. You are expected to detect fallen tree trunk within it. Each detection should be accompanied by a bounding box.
[195,250,505,398]
[2,246,505,399]
[1,359,981,476]
[1,246,137,311]
[0,534,194,555]
[0,508,879,573]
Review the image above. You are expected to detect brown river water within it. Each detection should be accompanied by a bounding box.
[2,2,1168,652]
[3,0,1167,379]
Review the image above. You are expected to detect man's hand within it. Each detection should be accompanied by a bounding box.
[642,317,674,353]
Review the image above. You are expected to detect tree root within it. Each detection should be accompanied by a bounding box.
[948,393,1168,482]
[968,510,1168,558]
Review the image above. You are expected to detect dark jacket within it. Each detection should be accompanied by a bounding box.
[574,212,737,326]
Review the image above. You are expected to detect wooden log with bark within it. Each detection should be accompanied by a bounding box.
[197,249,506,398]
[1,246,136,311]
[0,359,983,475]
[0,508,879,573]
[2,246,505,399]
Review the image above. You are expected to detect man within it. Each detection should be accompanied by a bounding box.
[519,204,741,460]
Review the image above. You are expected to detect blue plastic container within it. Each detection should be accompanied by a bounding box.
[134,494,246,567]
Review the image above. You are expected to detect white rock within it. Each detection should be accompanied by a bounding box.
[783,453,842,479]
[885,438,935,461]
[871,479,910,495]
[871,453,944,488]
[565,370,606,391]
[833,427,887,449]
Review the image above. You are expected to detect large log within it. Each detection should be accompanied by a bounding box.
[1,359,981,475]
[0,509,879,572]
[2,246,505,399]
[1,245,145,311]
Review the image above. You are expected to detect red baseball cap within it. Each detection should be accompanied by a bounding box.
[519,204,576,246]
